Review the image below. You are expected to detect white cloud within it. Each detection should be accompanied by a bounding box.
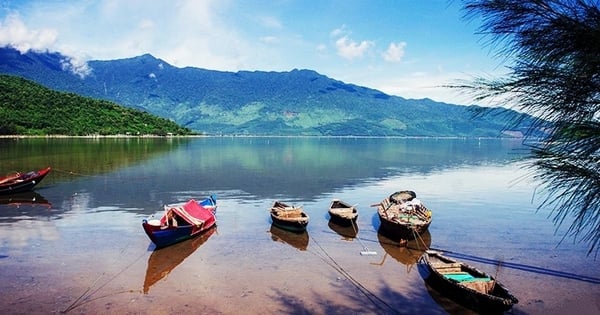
[335,36,373,60]
[382,41,406,63]
[260,36,278,44]
[330,25,348,38]
[260,16,282,29]
[0,14,57,53]
[0,14,91,78]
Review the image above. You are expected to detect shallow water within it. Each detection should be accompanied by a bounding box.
[0,137,598,314]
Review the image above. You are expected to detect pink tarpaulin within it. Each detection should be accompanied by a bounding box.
[161,199,215,227]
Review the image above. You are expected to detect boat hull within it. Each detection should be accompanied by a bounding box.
[417,251,518,314]
[328,199,358,226]
[270,214,308,233]
[270,201,309,233]
[376,192,432,241]
[142,197,217,249]
[378,215,431,240]
[0,167,51,195]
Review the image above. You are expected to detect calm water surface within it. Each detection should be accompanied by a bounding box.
[0,137,598,314]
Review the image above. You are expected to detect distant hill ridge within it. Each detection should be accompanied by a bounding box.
[0,46,533,136]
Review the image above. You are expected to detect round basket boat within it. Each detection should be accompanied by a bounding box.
[389,190,416,204]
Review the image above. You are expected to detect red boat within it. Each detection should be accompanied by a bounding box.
[0,167,51,195]
[142,198,217,249]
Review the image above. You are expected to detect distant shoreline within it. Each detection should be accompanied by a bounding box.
[0,134,524,139]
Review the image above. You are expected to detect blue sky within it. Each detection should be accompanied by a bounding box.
[0,0,507,105]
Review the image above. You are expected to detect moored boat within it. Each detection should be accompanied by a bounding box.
[375,190,432,241]
[269,200,309,233]
[328,198,358,226]
[418,250,518,314]
[142,196,217,249]
[0,167,51,195]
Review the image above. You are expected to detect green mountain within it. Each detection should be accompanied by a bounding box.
[0,74,192,136]
[0,47,535,137]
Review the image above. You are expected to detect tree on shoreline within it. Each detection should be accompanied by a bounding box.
[459,0,600,256]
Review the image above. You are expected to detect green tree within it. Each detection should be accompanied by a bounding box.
[460,0,600,256]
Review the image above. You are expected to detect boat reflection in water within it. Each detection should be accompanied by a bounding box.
[143,226,217,294]
[0,191,51,208]
[423,282,478,315]
[270,224,309,251]
[374,229,431,270]
[327,219,358,240]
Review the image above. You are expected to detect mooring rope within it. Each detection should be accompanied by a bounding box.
[61,245,147,313]
[309,236,402,315]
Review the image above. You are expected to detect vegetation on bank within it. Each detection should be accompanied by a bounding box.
[0,75,193,136]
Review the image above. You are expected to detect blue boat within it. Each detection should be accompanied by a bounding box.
[142,195,217,249]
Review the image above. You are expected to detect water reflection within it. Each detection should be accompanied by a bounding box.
[0,137,187,185]
[0,191,54,224]
[0,138,529,213]
[143,226,217,294]
[423,282,477,315]
[269,224,309,251]
[0,191,51,208]
[327,220,358,240]
[374,230,432,270]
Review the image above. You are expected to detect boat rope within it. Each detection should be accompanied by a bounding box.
[61,246,147,313]
[350,220,376,255]
[52,168,97,177]
[411,229,429,252]
[309,236,402,315]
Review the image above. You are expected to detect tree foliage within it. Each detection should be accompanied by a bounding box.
[0,75,193,136]
[461,0,600,256]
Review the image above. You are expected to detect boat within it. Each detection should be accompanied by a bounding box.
[328,198,358,226]
[418,250,518,314]
[269,201,309,233]
[375,190,432,241]
[270,224,309,251]
[143,225,216,294]
[142,196,217,249]
[0,167,51,195]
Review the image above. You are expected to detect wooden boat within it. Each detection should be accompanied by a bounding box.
[269,201,309,233]
[143,225,216,294]
[270,224,309,251]
[142,196,217,249]
[418,250,518,314]
[375,190,432,241]
[328,198,358,226]
[0,167,51,195]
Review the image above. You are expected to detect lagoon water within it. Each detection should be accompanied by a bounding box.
[0,137,598,314]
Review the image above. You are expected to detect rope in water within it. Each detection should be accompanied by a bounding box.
[350,219,375,255]
[309,235,402,315]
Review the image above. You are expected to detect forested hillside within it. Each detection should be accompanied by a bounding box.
[0,75,192,136]
[0,47,538,137]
